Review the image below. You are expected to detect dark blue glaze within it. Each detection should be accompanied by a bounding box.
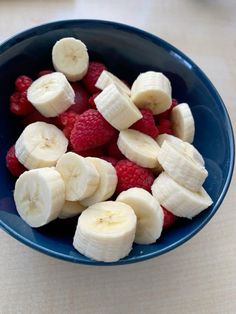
[0,20,234,265]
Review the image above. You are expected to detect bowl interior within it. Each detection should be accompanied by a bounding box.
[0,20,234,265]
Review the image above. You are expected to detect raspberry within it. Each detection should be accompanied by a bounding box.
[100,156,118,167]
[82,62,106,94]
[58,111,79,139]
[70,109,116,153]
[69,82,89,114]
[162,206,177,229]
[15,75,32,92]
[6,146,26,177]
[155,98,178,121]
[38,70,54,77]
[88,92,100,109]
[131,108,158,138]
[77,146,105,157]
[158,119,173,135]
[107,136,125,160]
[115,160,155,194]
[10,91,34,116]
[20,109,59,127]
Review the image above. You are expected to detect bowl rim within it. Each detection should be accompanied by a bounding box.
[0,19,235,266]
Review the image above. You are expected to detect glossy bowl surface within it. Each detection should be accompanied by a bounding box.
[0,20,234,265]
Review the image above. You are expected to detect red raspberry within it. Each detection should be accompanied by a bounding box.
[158,119,173,135]
[38,70,54,77]
[107,136,125,160]
[131,108,158,138]
[6,146,26,177]
[82,62,106,94]
[70,109,116,153]
[10,91,34,116]
[155,98,178,121]
[58,111,79,139]
[115,160,155,194]
[20,109,59,127]
[69,82,89,114]
[15,75,32,92]
[88,92,100,109]
[162,206,177,229]
[77,146,105,157]
[100,156,118,167]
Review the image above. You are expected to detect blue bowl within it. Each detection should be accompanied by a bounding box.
[0,20,234,265]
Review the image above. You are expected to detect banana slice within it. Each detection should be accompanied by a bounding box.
[95,83,142,131]
[117,188,163,244]
[52,37,89,81]
[156,133,204,166]
[151,172,213,219]
[158,140,208,192]
[171,103,195,143]
[73,201,137,262]
[27,72,75,117]
[131,71,172,114]
[117,129,160,168]
[56,152,100,201]
[80,158,118,207]
[95,70,131,95]
[14,167,65,227]
[58,201,85,219]
[15,122,68,170]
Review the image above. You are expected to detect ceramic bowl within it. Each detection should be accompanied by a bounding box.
[0,20,234,265]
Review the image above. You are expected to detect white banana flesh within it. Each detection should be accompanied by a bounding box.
[27,72,75,117]
[80,158,118,207]
[151,172,213,219]
[131,71,172,114]
[56,152,100,201]
[158,140,208,192]
[95,83,142,131]
[73,201,137,262]
[156,133,204,166]
[58,201,85,219]
[52,37,89,82]
[14,167,65,227]
[116,188,164,244]
[95,70,131,95]
[171,103,195,143]
[117,129,160,168]
[15,122,68,170]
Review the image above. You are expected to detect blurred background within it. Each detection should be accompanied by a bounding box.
[0,1,235,313]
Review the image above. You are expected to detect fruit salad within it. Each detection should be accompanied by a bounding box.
[5,37,213,262]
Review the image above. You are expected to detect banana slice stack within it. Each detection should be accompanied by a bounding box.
[11,36,213,263]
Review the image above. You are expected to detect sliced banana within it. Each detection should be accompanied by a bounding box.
[117,129,160,168]
[15,122,68,170]
[80,158,118,207]
[151,172,213,219]
[52,37,89,81]
[95,70,131,95]
[14,167,65,227]
[117,188,163,244]
[158,140,208,192]
[27,72,75,117]
[171,103,195,143]
[73,201,137,262]
[131,71,172,114]
[156,133,204,166]
[58,201,85,219]
[95,83,142,131]
[56,152,100,201]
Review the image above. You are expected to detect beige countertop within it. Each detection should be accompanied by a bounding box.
[0,1,235,313]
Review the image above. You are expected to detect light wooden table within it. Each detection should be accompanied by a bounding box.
[0,1,235,313]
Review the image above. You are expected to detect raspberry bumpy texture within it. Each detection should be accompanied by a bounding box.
[115,160,155,194]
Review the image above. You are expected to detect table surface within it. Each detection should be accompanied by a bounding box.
[0,1,235,313]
